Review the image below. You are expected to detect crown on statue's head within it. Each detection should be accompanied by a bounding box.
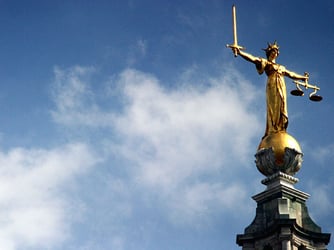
[263,41,280,56]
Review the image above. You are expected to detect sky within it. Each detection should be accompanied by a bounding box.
[0,0,333,249]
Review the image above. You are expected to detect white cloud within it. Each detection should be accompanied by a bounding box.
[0,143,99,250]
[309,143,334,164]
[51,66,115,127]
[114,68,261,185]
[50,65,262,230]
[125,39,148,66]
[305,181,334,242]
[136,39,147,57]
[167,181,249,226]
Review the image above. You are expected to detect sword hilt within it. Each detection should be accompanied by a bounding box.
[226,44,245,57]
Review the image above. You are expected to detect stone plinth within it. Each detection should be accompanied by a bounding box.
[236,172,331,249]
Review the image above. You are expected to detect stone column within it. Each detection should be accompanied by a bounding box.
[281,227,292,250]
[282,240,291,250]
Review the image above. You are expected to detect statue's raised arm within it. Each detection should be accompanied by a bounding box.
[233,47,261,66]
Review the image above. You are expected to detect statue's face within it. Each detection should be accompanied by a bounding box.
[268,49,279,61]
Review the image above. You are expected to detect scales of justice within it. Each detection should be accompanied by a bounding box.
[227,5,323,176]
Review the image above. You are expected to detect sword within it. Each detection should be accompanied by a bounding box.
[226,5,245,57]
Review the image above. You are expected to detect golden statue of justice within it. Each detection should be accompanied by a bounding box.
[226,5,322,176]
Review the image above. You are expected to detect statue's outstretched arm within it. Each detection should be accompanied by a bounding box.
[284,69,308,81]
[234,48,261,65]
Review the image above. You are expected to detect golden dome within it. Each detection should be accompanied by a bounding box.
[258,132,301,165]
[255,132,303,176]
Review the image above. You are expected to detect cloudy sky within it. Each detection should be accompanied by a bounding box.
[0,0,333,249]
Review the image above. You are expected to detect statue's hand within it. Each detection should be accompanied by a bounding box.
[232,46,240,55]
[226,44,245,57]
[227,44,241,57]
[304,72,309,82]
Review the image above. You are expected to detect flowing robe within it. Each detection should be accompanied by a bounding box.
[256,58,288,137]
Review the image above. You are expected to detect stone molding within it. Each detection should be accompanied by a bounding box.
[255,147,303,176]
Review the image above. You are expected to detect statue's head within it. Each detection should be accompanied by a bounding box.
[263,41,280,59]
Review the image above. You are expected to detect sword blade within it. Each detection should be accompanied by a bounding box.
[226,5,244,56]
[232,5,238,46]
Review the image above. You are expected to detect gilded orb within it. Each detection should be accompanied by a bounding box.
[255,132,303,176]
[258,132,301,164]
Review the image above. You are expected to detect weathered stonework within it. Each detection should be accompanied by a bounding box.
[255,147,303,176]
[236,172,331,250]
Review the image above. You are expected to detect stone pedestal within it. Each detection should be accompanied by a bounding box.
[236,172,331,250]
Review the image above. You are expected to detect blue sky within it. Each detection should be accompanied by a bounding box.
[0,0,333,249]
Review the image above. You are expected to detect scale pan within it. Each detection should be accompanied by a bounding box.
[309,94,323,102]
[291,89,304,96]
